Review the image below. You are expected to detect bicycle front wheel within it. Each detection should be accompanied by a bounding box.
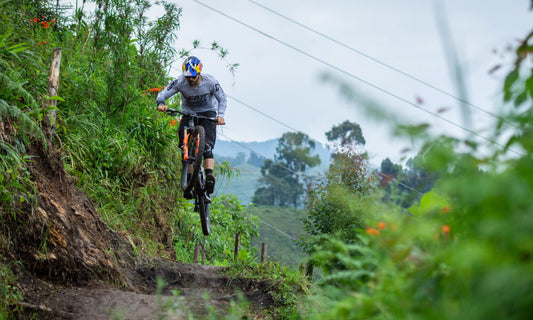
[198,194,210,236]
[181,126,205,193]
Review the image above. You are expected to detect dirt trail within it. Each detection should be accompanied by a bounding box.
[19,260,273,319]
[8,140,273,319]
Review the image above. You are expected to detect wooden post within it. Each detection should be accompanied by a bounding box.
[201,236,206,265]
[261,242,267,263]
[193,244,200,263]
[234,233,240,261]
[43,48,62,136]
[305,261,314,280]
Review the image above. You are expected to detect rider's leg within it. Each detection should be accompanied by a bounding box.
[203,149,215,194]
[198,111,217,194]
[204,157,215,194]
[204,158,214,171]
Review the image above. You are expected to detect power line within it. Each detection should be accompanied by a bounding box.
[191,0,524,157]
[217,131,301,176]
[219,130,428,205]
[227,95,327,147]
[375,171,425,197]
[215,133,307,242]
[259,219,297,241]
[246,0,518,129]
[227,95,301,135]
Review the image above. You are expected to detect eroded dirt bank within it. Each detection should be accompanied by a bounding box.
[7,140,273,319]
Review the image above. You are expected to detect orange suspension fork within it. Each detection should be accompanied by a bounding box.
[183,129,190,161]
[195,132,200,156]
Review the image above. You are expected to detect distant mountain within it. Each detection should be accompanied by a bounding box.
[213,138,332,204]
[214,138,331,172]
[214,139,278,159]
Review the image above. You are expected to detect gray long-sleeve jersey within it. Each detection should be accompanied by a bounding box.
[156,74,227,118]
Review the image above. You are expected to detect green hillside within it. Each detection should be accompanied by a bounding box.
[215,138,332,173]
[249,206,306,267]
[215,163,261,204]
[214,139,332,204]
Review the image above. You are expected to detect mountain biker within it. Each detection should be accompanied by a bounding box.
[156,56,227,198]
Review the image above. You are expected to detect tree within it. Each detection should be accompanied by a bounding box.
[326,120,365,149]
[380,158,402,177]
[379,157,402,188]
[252,159,294,207]
[378,155,439,208]
[252,132,320,208]
[276,132,321,173]
[300,121,374,254]
[247,151,265,167]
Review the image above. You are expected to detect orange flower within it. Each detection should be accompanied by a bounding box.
[144,87,164,95]
[169,119,176,127]
[377,222,386,230]
[366,227,380,236]
[441,225,450,233]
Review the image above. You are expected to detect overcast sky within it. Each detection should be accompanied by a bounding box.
[72,0,533,166]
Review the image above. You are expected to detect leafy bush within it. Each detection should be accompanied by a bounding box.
[0,259,22,319]
[174,195,259,264]
[302,147,377,254]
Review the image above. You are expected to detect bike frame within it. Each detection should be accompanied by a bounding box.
[166,108,215,162]
[166,108,215,235]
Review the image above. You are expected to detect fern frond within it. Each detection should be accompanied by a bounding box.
[0,99,45,143]
[0,63,39,110]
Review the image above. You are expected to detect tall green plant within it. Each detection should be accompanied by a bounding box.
[302,145,376,256]
[0,33,44,218]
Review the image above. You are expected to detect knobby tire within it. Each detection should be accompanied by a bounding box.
[197,172,210,236]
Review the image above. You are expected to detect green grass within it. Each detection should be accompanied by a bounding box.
[249,206,306,268]
[215,163,262,205]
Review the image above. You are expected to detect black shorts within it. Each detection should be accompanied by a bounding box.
[178,111,217,159]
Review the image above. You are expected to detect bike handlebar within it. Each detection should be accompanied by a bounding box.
[166,108,217,122]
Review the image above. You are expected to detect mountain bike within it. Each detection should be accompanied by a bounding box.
[166,108,216,236]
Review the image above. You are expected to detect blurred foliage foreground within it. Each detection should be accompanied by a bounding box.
[298,27,533,320]
[1,0,533,319]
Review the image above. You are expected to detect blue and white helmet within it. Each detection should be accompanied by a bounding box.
[182,56,203,77]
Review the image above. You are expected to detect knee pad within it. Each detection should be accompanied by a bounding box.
[203,144,213,159]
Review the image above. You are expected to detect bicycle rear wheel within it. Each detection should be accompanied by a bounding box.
[181,126,205,193]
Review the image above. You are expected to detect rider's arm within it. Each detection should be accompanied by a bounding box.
[156,78,181,111]
[213,81,227,119]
